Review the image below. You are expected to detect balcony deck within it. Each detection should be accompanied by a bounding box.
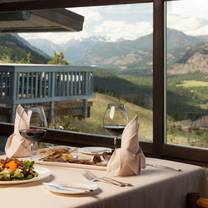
[0,64,94,122]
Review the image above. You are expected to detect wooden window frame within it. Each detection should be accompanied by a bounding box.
[0,0,207,165]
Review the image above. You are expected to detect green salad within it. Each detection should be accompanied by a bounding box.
[0,158,38,181]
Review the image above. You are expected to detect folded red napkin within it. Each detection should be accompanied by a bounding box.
[107,116,146,176]
[5,105,32,158]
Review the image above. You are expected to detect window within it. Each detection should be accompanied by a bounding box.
[0,4,153,142]
[0,0,208,163]
[166,0,208,148]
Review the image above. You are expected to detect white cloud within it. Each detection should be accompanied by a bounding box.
[68,7,102,28]
[94,20,152,41]
[167,0,208,36]
[20,16,152,44]
[167,14,208,36]
[97,4,152,15]
[20,31,90,44]
[168,0,208,21]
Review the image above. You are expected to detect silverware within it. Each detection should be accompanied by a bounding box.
[83,171,132,187]
[102,176,133,187]
[43,182,93,192]
[146,163,182,172]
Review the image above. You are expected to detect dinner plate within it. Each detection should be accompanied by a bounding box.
[44,182,98,195]
[0,166,51,185]
[79,147,112,155]
[37,160,107,171]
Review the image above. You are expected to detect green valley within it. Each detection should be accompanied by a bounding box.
[0,29,207,148]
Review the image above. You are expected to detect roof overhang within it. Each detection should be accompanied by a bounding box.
[0,0,153,12]
[0,9,84,32]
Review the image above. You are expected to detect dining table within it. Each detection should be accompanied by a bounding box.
[0,156,207,208]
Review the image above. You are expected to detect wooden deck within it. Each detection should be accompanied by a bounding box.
[0,64,94,122]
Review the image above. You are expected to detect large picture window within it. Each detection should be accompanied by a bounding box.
[166,0,208,148]
[0,0,207,164]
[0,4,153,142]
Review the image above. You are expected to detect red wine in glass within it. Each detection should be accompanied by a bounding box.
[103,125,126,137]
[19,128,46,142]
[19,106,48,158]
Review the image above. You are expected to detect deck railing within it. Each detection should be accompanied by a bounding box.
[0,64,94,121]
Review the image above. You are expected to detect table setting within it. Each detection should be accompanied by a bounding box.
[0,104,206,208]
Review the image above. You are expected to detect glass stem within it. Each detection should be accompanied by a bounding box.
[31,142,38,159]
[114,136,118,149]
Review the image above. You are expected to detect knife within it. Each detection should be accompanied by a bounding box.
[43,182,93,192]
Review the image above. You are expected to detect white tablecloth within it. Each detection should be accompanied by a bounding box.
[0,158,206,208]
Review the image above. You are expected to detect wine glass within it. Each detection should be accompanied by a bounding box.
[19,106,47,158]
[103,103,128,148]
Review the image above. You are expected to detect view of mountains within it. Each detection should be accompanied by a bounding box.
[0,29,208,74]
[27,28,208,74]
[0,28,207,147]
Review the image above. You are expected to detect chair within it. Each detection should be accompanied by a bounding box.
[187,193,208,208]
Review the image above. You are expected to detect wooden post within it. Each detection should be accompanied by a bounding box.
[153,0,165,156]
[49,71,55,124]
[49,101,55,124]
[11,104,16,123]
[82,99,88,118]
[10,71,17,123]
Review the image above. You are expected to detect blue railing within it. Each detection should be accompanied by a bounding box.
[0,64,94,122]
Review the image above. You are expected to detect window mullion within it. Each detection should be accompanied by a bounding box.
[153,0,165,156]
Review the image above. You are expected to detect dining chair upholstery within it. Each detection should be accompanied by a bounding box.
[197,198,208,208]
[187,193,208,208]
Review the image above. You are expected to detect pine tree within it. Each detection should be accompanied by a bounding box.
[48,51,69,65]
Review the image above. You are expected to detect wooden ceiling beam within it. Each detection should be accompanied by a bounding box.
[0,0,153,11]
[0,9,84,32]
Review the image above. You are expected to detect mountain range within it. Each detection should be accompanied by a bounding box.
[0,29,208,75]
[27,29,208,74]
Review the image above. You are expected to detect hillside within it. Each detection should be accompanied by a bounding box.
[94,70,152,109]
[169,44,208,75]
[56,93,153,141]
[0,34,49,64]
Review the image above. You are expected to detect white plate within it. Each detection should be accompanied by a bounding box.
[0,166,51,185]
[44,182,98,195]
[79,147,112,155]
[37,160,107,171]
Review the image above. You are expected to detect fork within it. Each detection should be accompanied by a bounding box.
[83,171,132,187]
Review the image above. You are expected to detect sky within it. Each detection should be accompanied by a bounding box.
[19,0,208,44]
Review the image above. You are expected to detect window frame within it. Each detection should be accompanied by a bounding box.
[0,0,207,165]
